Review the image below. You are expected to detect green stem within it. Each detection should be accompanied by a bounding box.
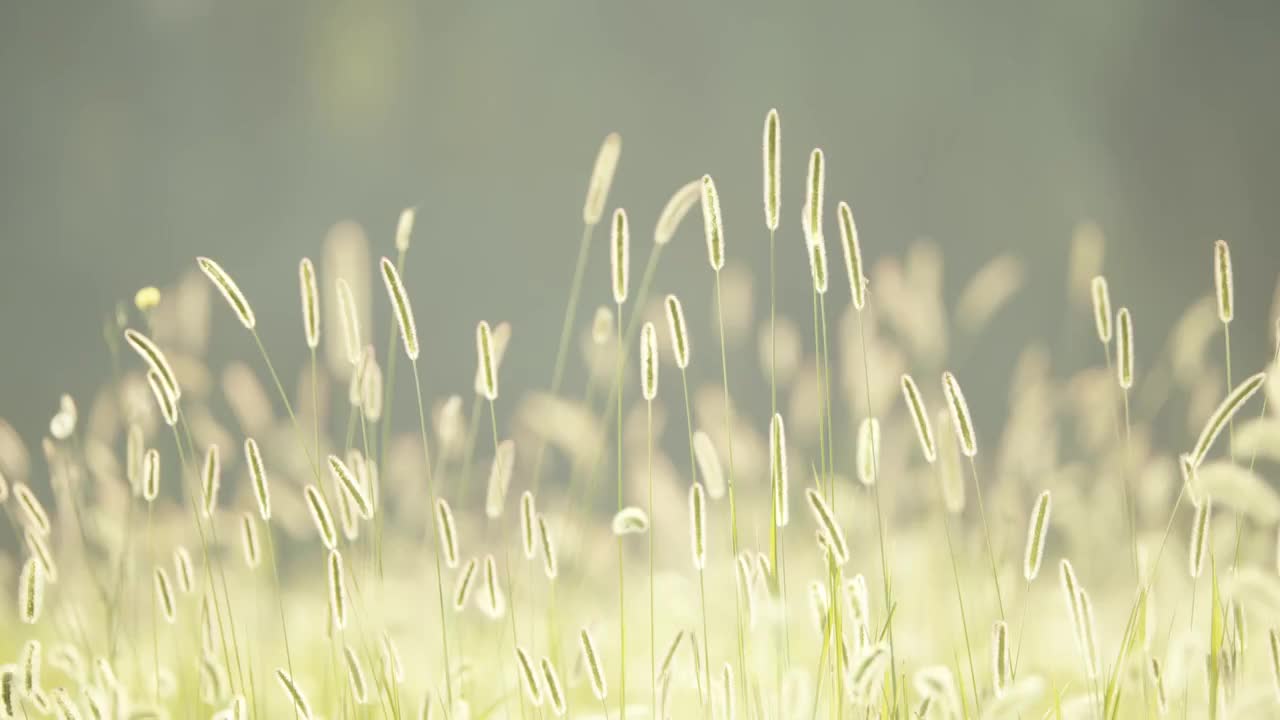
[713,270,747,704]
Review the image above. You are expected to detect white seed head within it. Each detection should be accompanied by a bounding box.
[198,257,256,329]
[640,322,658,400]
[154,567,176,624]
[336,279,363,365]
[239,513,261,569]
[304,484,337,550]
[381,257,419,361]
[146,370,178,427]
[591,306,613,345]
[690,482,707,570]
[803,148,825,243]
[693,431,725,499]
[805,489,849,565]
[655,179,702,246]
[992,621,1011,699]
[514,647,543,706]
[275,668,313,720]
[763,108,781,231]
[579,628,607,700]
[583,132,622,226]
[484,439,515,519]
[1023,490,1052,581]
[611,208,630,305]
[837,201,867,310]
[124,329,181,400]
[343,645,369,705]
[941,372,977,457]
[539,657,566,716]
[436,498,459,569]
[453,558,478,611]
[1189,495,1212,578]
[538,514,558,580]
[299,257,320,349]
[202,445,220,518]
[1191,372,1267,467]
[1117,307,1134,389]
[18,556,44,624]
[395,207,416,253]
[807,234,828,294]
[245,437,271,521]
[701,175,725,271]
[1090,276,1112,344]
[1215,239,1233,323]
[520,491,537,559]
[476,321,498,401]
[328,454,372,520]
[665,294,690,369]
[856,417,881,487]
[770,413,790,528]
[901,375,936,464]
[142,448,160,502]
[611,506,650,535]
[328,549,347,629]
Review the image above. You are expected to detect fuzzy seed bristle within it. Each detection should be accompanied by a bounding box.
[538,514,558,580]
[655,179,702,246]
[436,498,459,569]
[395,207,416,253]
[124,329,182,400]
[1117,307,1134,390]
[520,491,537,559]
[1190,372,1267,467]
[837,201,867,310]
[640,321,658,401]
[484,439,515,519]
[328,549,347,629]
[1023,490,1052,581]
[900,375,937,464]
[803,148,825,243]
[202,444,220,518]
[381,257,420,361]
[245,438,271,521]
[515,646,543,706]
[665,294,690,369]
[805,489,848,565]
[856,417,880,487]
[583,132,622,226]
[299,257,320,349]
[142,448,160,502]
[701,175,725,272]
[1091,276,1112,344]
[690,481,707,570]
[611,208,630,305]
[941,371,977,458]
[198,257,256,329]
[336,279,363,366]
[154,567,176,624]
[770,413,789,527]
[18,556,43,624]
[693,431,725,500]
[579,628,607,700]
[328,454,372,520]
[1189,495,1212,578]
[539,656,566,716]
[239,513,261,569]
[1214,239,1233,324]
[304,485,337,550]
[611,506,650,535]
[274,668,313,719]
[453,558,478,611]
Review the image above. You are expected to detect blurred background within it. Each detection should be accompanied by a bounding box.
[2,0,1278,444]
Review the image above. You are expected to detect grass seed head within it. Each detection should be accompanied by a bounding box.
[665,294,690,369]
[299,257,320,349]
[764,108,781,231]
[611,208,630,305]
[583,132,622,226]
[381,257,420,361]
[655,179,703,246]
[198,256,256,329]
[1215,239,1233,323]
[701,175,725,272]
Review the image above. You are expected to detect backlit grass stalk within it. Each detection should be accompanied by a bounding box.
[942,371,1006,622]
[702,174,749,701]
[640,321,659,705]
[841,198,899,715]
[381,257,456,711]
[1117,307,1140,579]
[611,207,630,715]
[902,375,981,715]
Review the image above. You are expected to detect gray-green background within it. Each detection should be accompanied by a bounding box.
[2,0,1278,443]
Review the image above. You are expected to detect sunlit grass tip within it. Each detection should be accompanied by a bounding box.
[484,439,515,519]
[655,179,702,246]
[299,257,320,349]
[435,498,459,569]
[805,488,849,566]
[328,549,347,629]
[583,132,622,226]
[763,108,781,231]
[579,627,608,700]
[1090,276,1112,344]
[380,257,419,361]
[1190,372,1267,467]
[1023,490,1052,581]
[274,668,313,720]
[197,256,256,329]
[611,507,650,535]
[245,437,271,521]
[1189,495,1212,578]
[900,374,936,463]
[476,320,499,401]
[665,294,690,369]
[856,417,880,487]
[837,201,867,310]
[1214,239,1233,324]
[304,484,337,550]
[701,175,725,272]
[1117,307,1134,390]
[941,371,977,457]
[395,207,417,253]
[770,413,789,526]
[611,207,630,305]
[690,481,707,570]
[803,148,825,243]
[641,321,658,400]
